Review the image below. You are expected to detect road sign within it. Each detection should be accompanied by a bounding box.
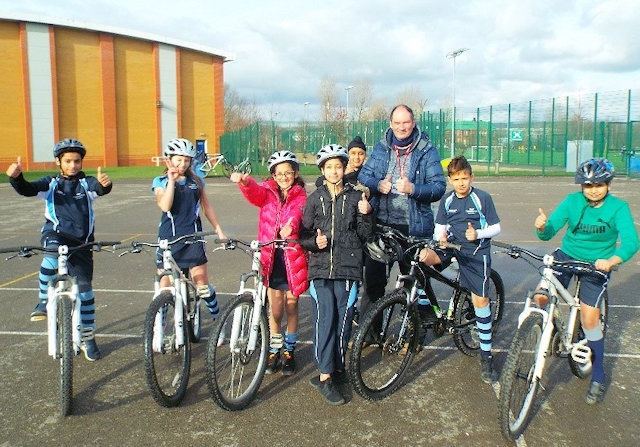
[510,130,523,141]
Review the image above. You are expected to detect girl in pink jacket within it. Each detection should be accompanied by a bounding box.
[230,151,308,376]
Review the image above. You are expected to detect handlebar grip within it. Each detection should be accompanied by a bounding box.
[112,242,132,251]
[194,230,217,238]
[491,240,513,249]
[0,246,25,254]
[97,241,122,247]
[443,241,462,251]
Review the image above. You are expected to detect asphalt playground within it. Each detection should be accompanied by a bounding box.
[0,175,639,447]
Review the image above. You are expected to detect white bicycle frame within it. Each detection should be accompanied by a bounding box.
[199,153,226,173]
[46,245,82,359]
[229,240,266,353]
[515,253,591,381]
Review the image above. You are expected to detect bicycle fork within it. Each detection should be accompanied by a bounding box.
[46,281,81,358]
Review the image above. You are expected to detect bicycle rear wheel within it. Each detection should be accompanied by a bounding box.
[348,288,419,401]
[143,291,191,407]
[221,159,234,178]
[498,313,544,441]
[187,284,202,343]
[205,293,268,411]
[59,296,74,417]
[568,291,608,379]
[453,269,505,356]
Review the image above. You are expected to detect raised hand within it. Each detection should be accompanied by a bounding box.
[465,222,477,241]
[229,172,249,185]
[97,166,112,187]
[535,208,547,231]
[5,156,22,178]
[395,173,413,194]
[164,158,179,181]
[378,174,393,194]
[280,217,294,238]
[316,228,328,250]
[358,192,372,214]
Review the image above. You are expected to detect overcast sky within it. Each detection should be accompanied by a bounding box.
[3,0,640,122]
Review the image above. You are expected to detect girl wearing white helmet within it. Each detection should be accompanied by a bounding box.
[152,138,226,320]
[230,150,308,376]
[299,144,374,405]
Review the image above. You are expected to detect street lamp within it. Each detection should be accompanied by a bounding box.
[446,48,469,158]
[345,85,354,120]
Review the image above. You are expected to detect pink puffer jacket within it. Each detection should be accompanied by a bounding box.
[238,177,309,296]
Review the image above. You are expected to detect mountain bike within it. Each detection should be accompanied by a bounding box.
[349,225,505,401]
[115,230,215,407]
[205,237,293,411]
[0,239,120,417]
[492,241,609,441]
[198,153,234,178]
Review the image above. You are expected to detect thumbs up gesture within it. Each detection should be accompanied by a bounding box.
[395,173,413,195]
[280,217,294,238]
[535,208,547,231]
[97,166,112,187]
[316,228,328,250]
[358,192,372,214]
[465,222,477,241]
[378,174,392,194]
[5,156,23,178]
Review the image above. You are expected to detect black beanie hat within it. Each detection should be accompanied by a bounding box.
[348,135,366,151]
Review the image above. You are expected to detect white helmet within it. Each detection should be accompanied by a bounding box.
[268,150,299,172]
[164,138,196,158]
[316,144,348,168]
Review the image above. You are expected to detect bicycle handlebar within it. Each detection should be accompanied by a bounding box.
[375,224,462,252]
[113,231,216,252]
[0,240,122,259]
[212,238,298,252]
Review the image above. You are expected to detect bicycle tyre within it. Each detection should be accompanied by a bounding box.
[498,312,544,441]
[187,288,202,343]
[348,288,419,401]
[568,291,608,379]
[453,269,505,356]
[205,293,269,411]
[59,297,74,417]
[143,291,191,407]
[221,160,234,178]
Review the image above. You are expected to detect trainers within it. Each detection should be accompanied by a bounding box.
[30,301,47,322]
[585,381,606,404]
[331,369,349,385]
[282,350,296,377]
[317,377,345,405]
[265,351,281,374]
[480,355,499,383]
[80,338,102,361]
[418,305,437,328]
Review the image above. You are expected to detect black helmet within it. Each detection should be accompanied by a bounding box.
[575,158,615,184]
[53,138,86,159]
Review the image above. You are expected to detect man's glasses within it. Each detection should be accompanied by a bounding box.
[274,171,295,178]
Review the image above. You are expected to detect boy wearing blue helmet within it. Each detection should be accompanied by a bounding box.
[534,158,638,404]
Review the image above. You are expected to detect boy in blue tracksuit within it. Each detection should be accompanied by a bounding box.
[5,138,113,361]
[299,144,374,405]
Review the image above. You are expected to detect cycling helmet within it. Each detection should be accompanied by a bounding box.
[575,158,615,184]
[164,138,196,158]
[267,150,299,172]
[316,144,348,168]
[364,235,398,264]
[53,138,86,159]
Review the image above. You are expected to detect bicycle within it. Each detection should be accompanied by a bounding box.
[348,224,505,401]
[115,230,215,407]
[492,241,609,441]
[198,154,252,178]
[204,237,293,411]
[0,239,120,416]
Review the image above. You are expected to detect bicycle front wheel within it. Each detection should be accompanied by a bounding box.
[187,286,202,343]
[205,293,268,411]
[568,291,608,379]
[453,269,505,356]
[498,313,544,441]
[348,288,419,401]
[143,291,191,407]
[59,297,74,417]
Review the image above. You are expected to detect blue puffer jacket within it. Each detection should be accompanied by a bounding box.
[358,127,446,238]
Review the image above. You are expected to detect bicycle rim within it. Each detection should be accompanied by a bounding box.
[59,297,73,417]
[187,291,202,343]
[499,313,544,441]
[205,293,268,411]
[568,291,608,378]
[453,269,504,356]
[348,288,418,401]
[143,292,191,407]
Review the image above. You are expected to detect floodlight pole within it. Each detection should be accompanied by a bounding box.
[447,48,469,159]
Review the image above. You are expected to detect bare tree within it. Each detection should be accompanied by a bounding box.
[224,83,261,132]
[318,76,341,123]
[350,78,373,121]
[367,98,390,121]
[395,84,429,118]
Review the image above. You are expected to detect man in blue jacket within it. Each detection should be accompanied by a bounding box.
[358,104,446,334]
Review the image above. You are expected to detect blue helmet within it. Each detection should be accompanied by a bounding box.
[575,158,615,184]
[53,138,86,159]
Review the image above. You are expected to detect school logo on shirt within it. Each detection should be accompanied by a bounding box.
[466,207,479,216]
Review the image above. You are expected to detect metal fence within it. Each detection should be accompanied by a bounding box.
[220,89,640,177]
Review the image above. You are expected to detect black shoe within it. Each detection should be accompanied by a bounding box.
[480,355,499,384]
[265,351,281,374]
[282,350,296,377]
[331,369,349,385]
[585,381,606,404]
[418,305,437,327]
[317,378,345,405]
[30,301,47,322]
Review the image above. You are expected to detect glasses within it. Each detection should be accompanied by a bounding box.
[274,171,295,179]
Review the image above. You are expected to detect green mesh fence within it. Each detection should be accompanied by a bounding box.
[220,89,640,177]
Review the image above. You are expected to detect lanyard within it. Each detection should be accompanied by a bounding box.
[394,145,412,178]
